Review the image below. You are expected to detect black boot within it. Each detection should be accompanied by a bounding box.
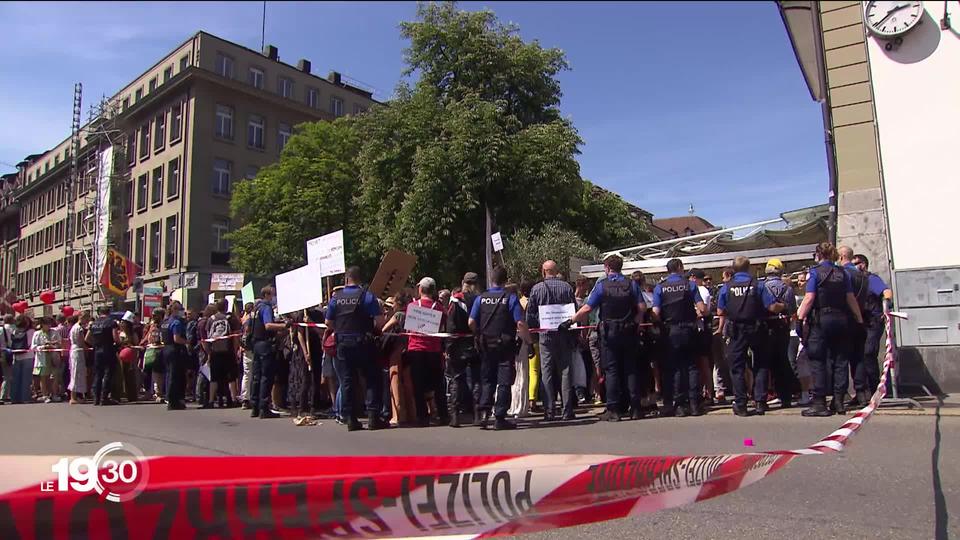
[449,409,461,428]
[830,394,847,415]
[368,412,388,431]
[732,402,750,417]
[347,417,363,431]
[478,410,491,429]
[857,391,871,407]
[802,397,833,417]
[494,417,517,431]
[753,400,768,415]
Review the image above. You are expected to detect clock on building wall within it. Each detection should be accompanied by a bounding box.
[865,1,925,38]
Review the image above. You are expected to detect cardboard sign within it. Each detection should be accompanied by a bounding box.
[210,273,245,291]
[491,232,504,252]
[167,272,199,291]
[403,304,443,335]
[306,230,346,278]
[537,303,576,330]
[241,281,256,307]
[369,250,417,300]
[275,264,324,315]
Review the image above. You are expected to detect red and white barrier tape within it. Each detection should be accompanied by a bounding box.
[0,312,905,539]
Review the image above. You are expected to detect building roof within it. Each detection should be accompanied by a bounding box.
[651,215,718,238]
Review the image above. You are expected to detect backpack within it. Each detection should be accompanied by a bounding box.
[207,314,232,353]
[241,315,255,350]
[186,319,199,349]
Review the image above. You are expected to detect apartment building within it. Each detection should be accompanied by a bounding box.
[4,31,376,311]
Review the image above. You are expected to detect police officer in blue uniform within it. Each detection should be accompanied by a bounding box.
[571,255,647,421]
[161,301,189,410]
[798,243,864,417]
[323,266,386,431]
[86,306,120,406]
[852,253,893,405]
[469,266,531,430]
[761,258,799,409]
[838,246,871,408]
[652,258,706,417]
[250,286,288,419]
[717,256,785,416]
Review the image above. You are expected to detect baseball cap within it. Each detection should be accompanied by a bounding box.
[766,258,784,273]
[462,272,479,284]
[122,311,136,323]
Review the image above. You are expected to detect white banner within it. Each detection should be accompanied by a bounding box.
[210,272,245,291]
[306,230,346,278]
[93,146,114,276]
[276,264,324,315]
[403,304,443,334]
[537,303,576,330]
[491,232,504,252]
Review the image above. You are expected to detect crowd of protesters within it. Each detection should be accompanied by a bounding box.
[0,241,891,431]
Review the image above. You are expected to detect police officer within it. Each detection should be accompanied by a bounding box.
[761,258,799,409]
[469,266,531,430]
[160,301,189,411]
[85,306,120,406]
[852,253,893,406]
[838,245,871,409]
[652,258,706,417]
[446,272,482,427]
[798,242,864,417]
[323,266,386,431]
[570,255,646,421]
[718,256,784,417]
[249,286,287,419]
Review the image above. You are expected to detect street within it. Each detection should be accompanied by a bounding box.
[0,402,956,539]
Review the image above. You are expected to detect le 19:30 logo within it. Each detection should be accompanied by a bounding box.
[45,442,149,502]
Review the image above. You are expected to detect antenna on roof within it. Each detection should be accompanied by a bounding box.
[688,203,695,215]
[260,1,267,52]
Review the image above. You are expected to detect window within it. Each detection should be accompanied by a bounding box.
[249,67,264,89]
[215,52,234,78]
[122,180,133,215]
[167,157,181,198]
[138,123,150,159]
[123,230,132,259]
[212,159,232,196]
[122,97,130,111]
[169,102,183,142]
[149,221,161,273]
[52,261,60,290]
[57,182,66,208]
[212,217,231,253]
[307,87,319,109]
[278,123,291,153]
[247,114,265,149]
[75,210,85,239]
[164,216,177,269]
[330,96,343,117]
[245,165,260,180]
[163,66,173,83]
[135,88,143,102]
[353,103,367,115]
[278,77,293,99]
[179,54,189,71]
[134,226,146,271]
[126,133,136,166]
[215,104,233,139]
[46,190,54,213]
[136,174,148,211]
[151,166,163,206]
[153,113,166,151]
[54,220,64,246]
[149,77,157,92]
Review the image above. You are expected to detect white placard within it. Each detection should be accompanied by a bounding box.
[225,295,236,315]
[306,230,346,278]
[403,304,443,335]
[491,232,504,252]
[275,264,324,315]
[207,293,216,305]
[199,362,211,381]
[537,303,576,330]
[210,272,245,291]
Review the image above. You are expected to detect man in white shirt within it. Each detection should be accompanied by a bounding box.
[689,269,715,404]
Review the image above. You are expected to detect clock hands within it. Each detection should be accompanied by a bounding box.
[875,2,912,27]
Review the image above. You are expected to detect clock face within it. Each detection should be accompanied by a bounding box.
[865,1,924,38]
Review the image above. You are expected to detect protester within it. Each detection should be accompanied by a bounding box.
[446,274,482,426]
[298,307,328,417]
[688,269,715,404]
[405,277,447,427]
[32,316,61,403]
[382,291,415,426]
[141,309,165,402]
[67,312,90,404]
[203,300,238,409]
[508,281,532,419]
[762,259,800,409]
[55,314,71,400]
[239,302,256,409]
[852,253,893,405]
[117,312,140,403]
[0,314,13,402]
[526,260,578,421]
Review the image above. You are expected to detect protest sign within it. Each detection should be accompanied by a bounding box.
[491,232,504,252]
[537,303,576,330]
[369,250,417,299]
[210,273,245,291]
[306,230,346,278]
[241,281,256,306]
[275,264,324,315]
[403,304,443,334]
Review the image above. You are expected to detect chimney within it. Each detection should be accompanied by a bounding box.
[297,59,311,73]
[327,71,341,85]
[263,44,278,61]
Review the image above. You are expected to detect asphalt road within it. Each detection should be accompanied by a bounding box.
[0,402,956,539]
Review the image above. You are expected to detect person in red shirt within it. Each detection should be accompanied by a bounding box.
[405,277,447,427]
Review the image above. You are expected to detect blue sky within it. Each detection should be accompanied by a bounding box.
[0,1,828,230]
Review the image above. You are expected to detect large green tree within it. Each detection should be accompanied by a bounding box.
[228,120,360,276]
[501,223,600,284]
